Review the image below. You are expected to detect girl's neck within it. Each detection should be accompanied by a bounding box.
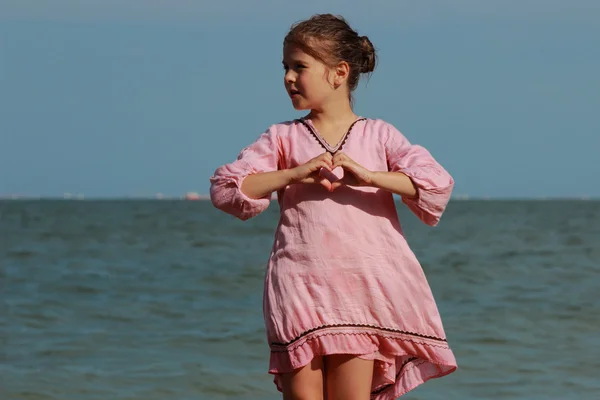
[306,97,358,127]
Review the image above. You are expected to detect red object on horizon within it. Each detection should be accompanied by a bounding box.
[185,192,202,200]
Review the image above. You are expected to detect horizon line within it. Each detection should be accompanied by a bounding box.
[0,195,598,201]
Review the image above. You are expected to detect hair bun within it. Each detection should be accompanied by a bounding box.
[359,35,376,74]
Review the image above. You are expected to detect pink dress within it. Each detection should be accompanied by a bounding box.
[210,118,457,399]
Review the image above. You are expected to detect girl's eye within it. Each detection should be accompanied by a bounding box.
[282,64,305,71]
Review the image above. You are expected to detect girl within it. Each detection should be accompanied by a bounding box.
[210,14,457,400]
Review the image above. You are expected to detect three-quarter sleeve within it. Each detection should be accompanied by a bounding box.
[385,123,454,226]
[209,127,279,221]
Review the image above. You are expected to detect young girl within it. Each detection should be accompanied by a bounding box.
[210,14,457,400]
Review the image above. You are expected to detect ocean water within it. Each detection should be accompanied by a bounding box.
[1,199,599,400]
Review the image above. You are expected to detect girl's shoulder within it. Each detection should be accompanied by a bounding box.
[267,120,297,135]
[361,117,397,134]
[358,118,407,145]
[363,118,412,143]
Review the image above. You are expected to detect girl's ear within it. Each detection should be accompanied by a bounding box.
[333,61,350,89]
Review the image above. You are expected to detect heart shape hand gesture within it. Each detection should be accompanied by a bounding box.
[290,152,374,192]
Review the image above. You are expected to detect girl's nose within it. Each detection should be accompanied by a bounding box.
[284,70,295,83]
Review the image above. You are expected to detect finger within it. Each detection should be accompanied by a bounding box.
[309,160,328,173]
[319,178,333,191]
[332,159,349,169]
[332,153,345,165]
[322,153,334,167]
[317,160,332,171]
[334,156,360,172]
[331,181,343,190]
[306,168,326,182]
[336,152,356,165]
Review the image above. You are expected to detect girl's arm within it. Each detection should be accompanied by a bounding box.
[369,171,418,199]
[240,169,295,199]
[210,129,280,220]
[383,124,454,226]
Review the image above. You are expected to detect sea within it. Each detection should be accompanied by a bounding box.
[1,199,599,400]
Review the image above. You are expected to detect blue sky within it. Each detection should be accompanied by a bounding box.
[1,1,598,199]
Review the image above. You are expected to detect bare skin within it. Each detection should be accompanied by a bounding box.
[324,355,375,400]
[280,357,325,400]
[280,355,375,400]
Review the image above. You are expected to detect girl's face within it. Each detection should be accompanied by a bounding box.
[282,44,336,111]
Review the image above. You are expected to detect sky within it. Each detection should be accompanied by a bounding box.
[1,1,599,199]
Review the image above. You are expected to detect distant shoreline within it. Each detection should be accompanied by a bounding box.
[1,196,597,201]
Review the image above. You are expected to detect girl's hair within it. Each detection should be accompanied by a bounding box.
[284,14,377,94]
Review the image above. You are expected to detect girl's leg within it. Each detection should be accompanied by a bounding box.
[280,356,325,400]
[324,355,374,400]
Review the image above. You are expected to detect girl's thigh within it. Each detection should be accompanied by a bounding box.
[324,354,374,400]
[279,356,325,400]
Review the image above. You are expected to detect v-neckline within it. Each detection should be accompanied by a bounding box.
[298,117,365,154]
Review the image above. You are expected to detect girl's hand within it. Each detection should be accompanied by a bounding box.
[290,152,336,191]
[331,152,374,189]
